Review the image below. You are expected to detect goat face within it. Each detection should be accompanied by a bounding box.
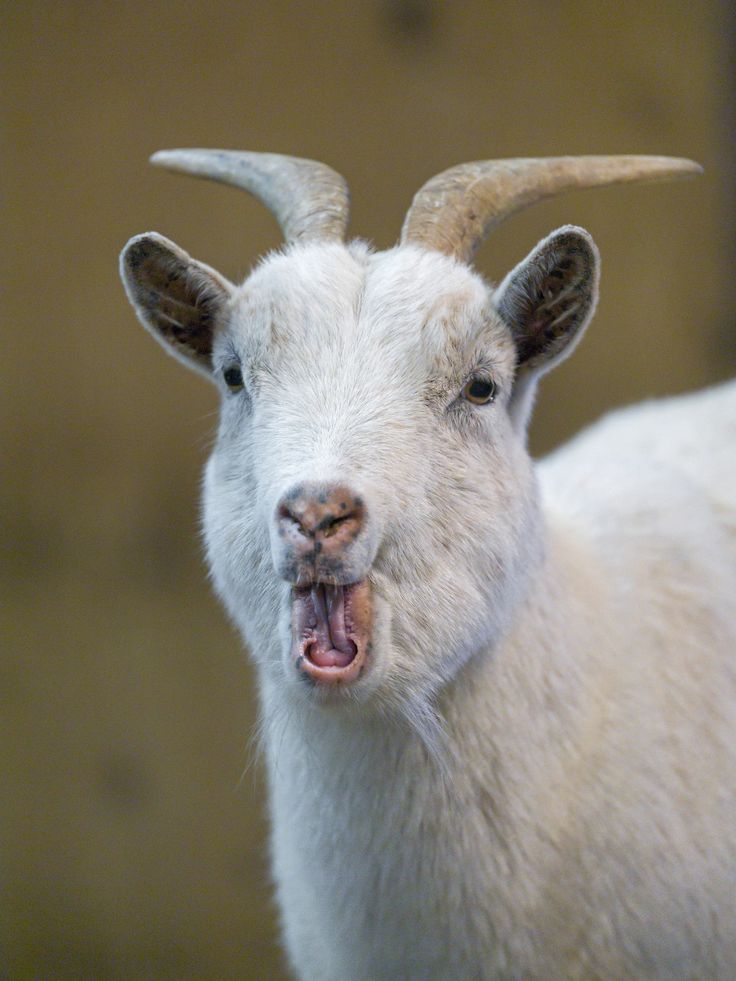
[121,224,599,715]
[207,240,534,708]
[123,151,699,714]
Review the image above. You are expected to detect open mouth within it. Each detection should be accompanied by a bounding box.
[291,580,372,685]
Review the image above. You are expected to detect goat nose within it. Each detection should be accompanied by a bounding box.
[276,484,366,557]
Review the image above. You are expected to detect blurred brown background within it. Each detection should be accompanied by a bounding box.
[2,2,734,979]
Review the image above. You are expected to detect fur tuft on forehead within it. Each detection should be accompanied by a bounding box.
[226,239,499,369]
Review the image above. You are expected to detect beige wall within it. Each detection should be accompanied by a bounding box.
[3,2,734,978]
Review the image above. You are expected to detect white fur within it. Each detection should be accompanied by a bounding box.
[126,233,736,979]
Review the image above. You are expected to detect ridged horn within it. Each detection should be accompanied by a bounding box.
[401,155,703,262]
[150,149,350,245]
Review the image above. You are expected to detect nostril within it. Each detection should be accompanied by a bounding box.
[316,510,357,537]
[277,502,311,539]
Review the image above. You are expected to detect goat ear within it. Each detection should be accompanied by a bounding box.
[120,232,234,375]
[494,225,599,378]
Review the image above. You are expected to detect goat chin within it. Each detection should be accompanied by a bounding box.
[121,149,735,979]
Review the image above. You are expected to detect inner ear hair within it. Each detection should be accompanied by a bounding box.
[121,233,232,369]
[496,226,599,375]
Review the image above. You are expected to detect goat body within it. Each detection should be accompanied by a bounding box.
[266,381,736,980]
[120,151,736,979]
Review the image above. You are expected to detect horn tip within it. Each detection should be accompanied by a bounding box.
[667,156,704,176]
[149,148,226,179]
[149,149,189,169]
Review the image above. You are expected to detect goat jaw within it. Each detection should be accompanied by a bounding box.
[291,580,372,686]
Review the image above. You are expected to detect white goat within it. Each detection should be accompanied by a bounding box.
[120,151,736,980]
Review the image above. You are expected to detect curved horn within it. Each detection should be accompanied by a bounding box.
[150,149,350,245]
[401,155,703,262]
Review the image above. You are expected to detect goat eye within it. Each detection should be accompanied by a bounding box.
[461,377,496,405]
[223,365,244,391]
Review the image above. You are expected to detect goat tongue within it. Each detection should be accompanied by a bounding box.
[292,579,371,684]
[308,584,357,667]
[323,584,354,653]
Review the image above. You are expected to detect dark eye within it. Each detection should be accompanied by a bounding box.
[223,364,244,392]
[461,376,496,405]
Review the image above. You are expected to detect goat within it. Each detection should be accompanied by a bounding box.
[120,150,736,980]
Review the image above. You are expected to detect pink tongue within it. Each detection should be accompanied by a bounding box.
[310,584,357,668]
